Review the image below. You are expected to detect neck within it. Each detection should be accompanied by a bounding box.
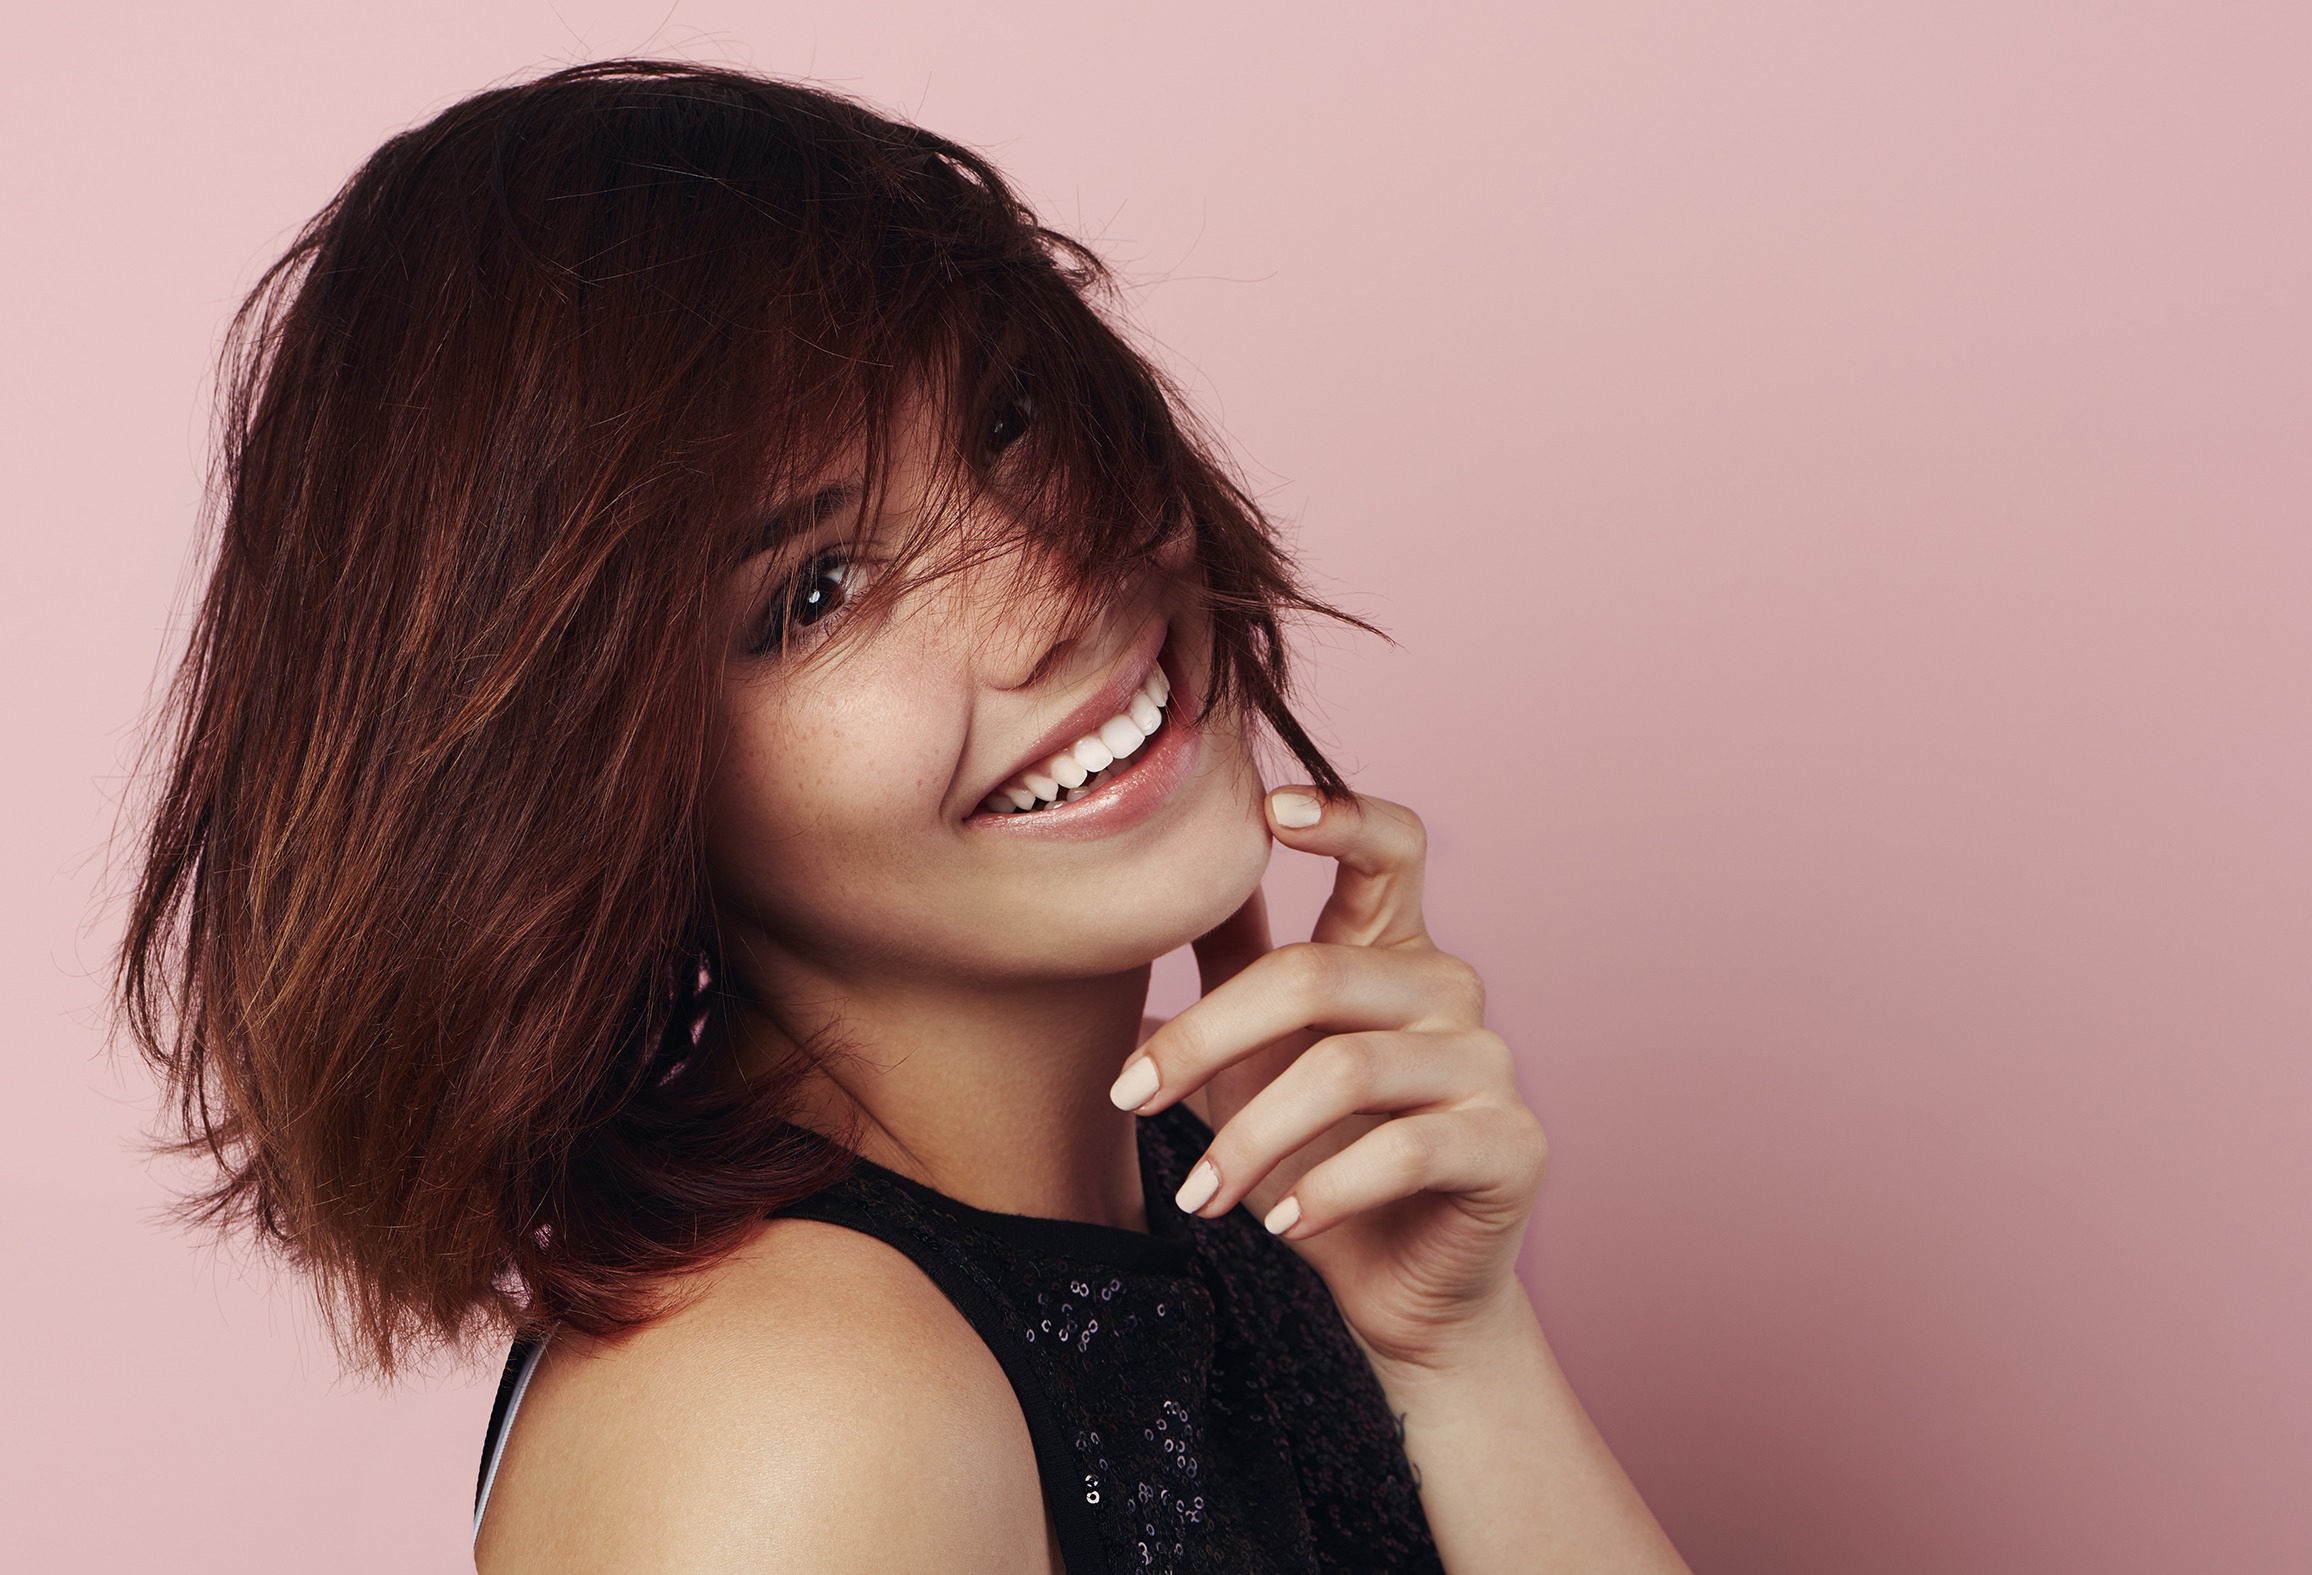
[729,951,1154,1230]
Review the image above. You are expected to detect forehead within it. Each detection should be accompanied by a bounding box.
[742,381,1010,561]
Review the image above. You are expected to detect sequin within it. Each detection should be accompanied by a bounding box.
[766,1105,1443,1574]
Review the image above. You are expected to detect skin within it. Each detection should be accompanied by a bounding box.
[478,409,1690,1574]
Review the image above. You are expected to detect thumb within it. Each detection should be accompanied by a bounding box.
[1265,786,1431,950]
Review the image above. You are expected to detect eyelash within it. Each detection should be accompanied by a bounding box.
[985,389,1034,462]
[748,547,862,658]
[743,396,1023,658]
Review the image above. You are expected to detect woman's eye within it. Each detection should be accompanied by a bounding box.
[985,390,1034,459]
[751,548,858,656]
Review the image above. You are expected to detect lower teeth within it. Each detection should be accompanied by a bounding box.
[1017,768,1106,811]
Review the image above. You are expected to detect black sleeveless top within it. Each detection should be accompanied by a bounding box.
[478,1106,1443,1574]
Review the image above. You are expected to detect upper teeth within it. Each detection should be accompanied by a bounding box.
[982,664,1172,815]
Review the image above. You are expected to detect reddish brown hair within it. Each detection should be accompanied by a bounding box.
[119,60,1347,1372]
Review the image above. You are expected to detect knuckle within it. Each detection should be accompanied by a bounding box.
[1159,1014,1204,1071]
[1165,1016,1222,1079]
[1469,1029,1515,1080]
[1273,942,1335,1003]
[1388,1117,1437,1177]
[1294,1166,1340,1218]
[1510,1111,1551,1180]
[1319,1033,1380,1100]
[1383,803,1428,864]
[1206,1114,1266,1178]
[1432,955,1485,1018]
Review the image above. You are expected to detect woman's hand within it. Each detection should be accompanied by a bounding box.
[1117,788,1688,1575]
[1109,787,1549,1372]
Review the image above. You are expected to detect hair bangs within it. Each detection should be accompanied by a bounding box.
[120,58,1360,1375]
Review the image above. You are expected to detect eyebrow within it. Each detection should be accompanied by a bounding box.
[747,481,862,556]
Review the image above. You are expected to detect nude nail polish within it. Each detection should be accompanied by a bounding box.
[1262,1196,1302,1235]
[1269,790,1322,830]
[1108,1057,1160,1111]
[1174,1161,1220,1214]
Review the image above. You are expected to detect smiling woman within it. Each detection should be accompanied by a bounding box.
[118,59,1686,1575]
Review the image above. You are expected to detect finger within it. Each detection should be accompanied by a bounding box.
[1170,1029,1514,1218]
[1260,1106,1549,1240]
[1191,885,1272,997]
[1110,942,1487,1113]
[1265,789,1431,950]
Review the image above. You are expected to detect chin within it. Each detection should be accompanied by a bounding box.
[1107,826,1273,973]
[972,796,1274,982]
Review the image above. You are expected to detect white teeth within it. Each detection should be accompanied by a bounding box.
[983,661,1177,816]
[1099,715,1145,759]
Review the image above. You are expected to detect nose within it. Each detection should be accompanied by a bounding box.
[964,553,1105,695]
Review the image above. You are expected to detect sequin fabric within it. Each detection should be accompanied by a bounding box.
[776,1106,1443,1575]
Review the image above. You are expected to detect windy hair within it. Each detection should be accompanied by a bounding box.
[118,60,1350,1372]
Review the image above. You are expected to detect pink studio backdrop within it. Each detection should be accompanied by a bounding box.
[5,3,2306,1570]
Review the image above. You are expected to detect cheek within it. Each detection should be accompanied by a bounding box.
[707,669,961,928]
[1160,719,1276,917]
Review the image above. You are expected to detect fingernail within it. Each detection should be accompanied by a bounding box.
[1269,789,1323,830]
[1108,1057,1161,1111]
[1174,1160,1220,1214]
[1262,1195,1302,1236]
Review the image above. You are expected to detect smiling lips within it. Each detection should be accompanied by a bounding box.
[979,663,1173,815]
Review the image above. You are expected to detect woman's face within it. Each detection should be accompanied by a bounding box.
[703,415,1274,1004]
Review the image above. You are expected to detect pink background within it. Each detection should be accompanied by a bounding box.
[6,3,2308,1570]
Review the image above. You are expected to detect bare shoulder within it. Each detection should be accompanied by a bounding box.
[476,1216,1056,1574]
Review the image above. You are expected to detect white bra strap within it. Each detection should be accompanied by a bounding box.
[473,1337,550,1545]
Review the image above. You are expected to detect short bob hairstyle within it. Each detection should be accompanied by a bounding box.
[120,61,1348,1371]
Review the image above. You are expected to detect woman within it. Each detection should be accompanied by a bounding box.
[121,60,1687,1574]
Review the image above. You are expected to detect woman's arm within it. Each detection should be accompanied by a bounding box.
[1115,790,1689,1575]
[1366,1289,1687,1573]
